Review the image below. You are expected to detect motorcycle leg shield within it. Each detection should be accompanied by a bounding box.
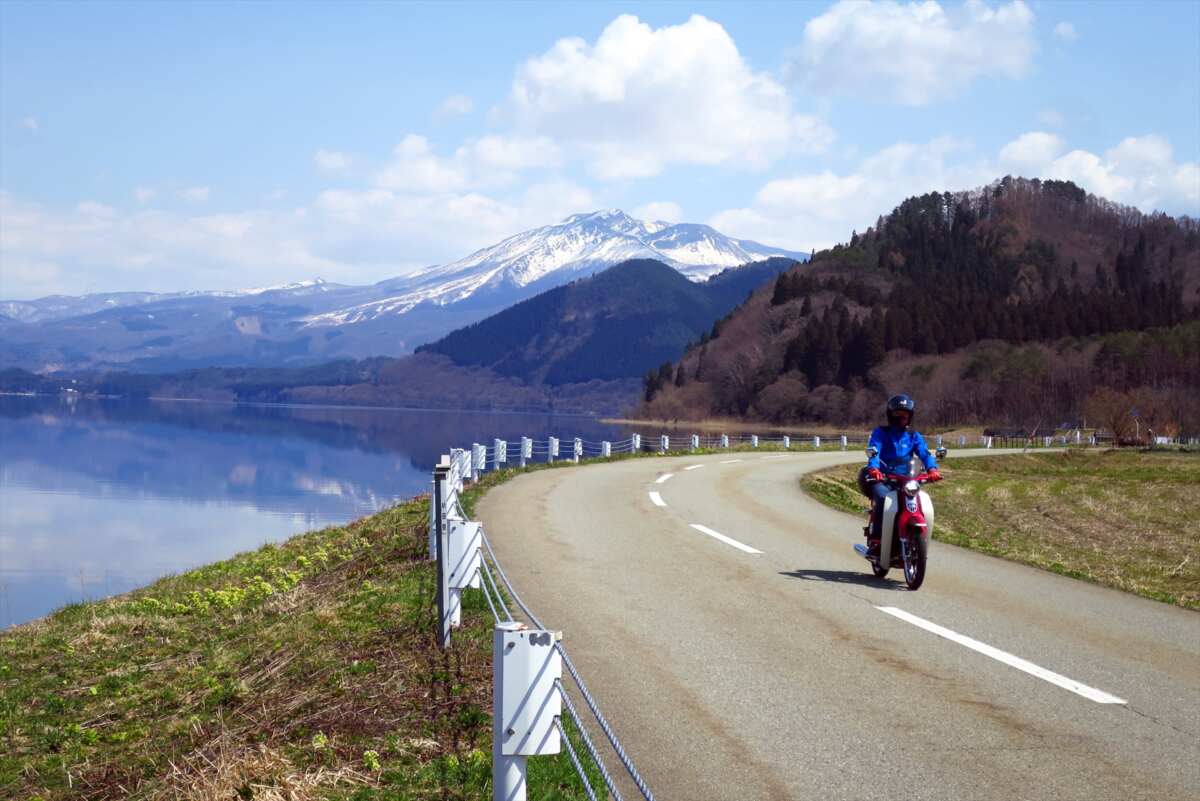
[877,492,899,568]
[918,489,935,544]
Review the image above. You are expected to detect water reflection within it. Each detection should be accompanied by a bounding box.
[0,396,623,627]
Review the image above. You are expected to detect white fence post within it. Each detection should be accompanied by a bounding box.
[813,435,821,449]
[782,435,790,449]
[573,437,582,463]
[691,434,700,450]
[632,433,641,452]
[493,624,562,801]
[445,520,482,629]
[602,440,612,457]
[751,435,758,448]
[495,439,507,469]
[936,434,943,447]
[840,434,848,450]
[721,434,729,449]
[434,462,452,648]
[549,436,559,463]
[520,437,532,468]
[958,435,966,447]
[660,434,669,453]
[471,443,483,481]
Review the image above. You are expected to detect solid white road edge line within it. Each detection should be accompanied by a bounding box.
[876,606,1127,705]
[684,464,705,471]
[689,524,763,555]
[720,459,743,464]
[655,473,674,484]
[648,491,667,507]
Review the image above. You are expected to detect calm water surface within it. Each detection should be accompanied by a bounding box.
[0,396,624,627]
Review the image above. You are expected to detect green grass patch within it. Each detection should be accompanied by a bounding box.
[0,487,605,800]
[801,449,1200,609]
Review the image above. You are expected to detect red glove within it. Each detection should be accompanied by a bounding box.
[866,468,885,482]
[926,468,943,482]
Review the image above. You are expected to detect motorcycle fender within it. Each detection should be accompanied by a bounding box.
[918,490,935,543]
[878,491,899,567]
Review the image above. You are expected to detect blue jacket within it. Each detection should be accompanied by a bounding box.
[867,425,938,473]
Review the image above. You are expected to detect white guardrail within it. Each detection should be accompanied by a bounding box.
[427,427,1131,799]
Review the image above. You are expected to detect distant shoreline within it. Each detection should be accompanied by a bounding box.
[1,391,610,419]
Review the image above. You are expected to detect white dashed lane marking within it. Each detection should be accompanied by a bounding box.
[688,524,762,555]
[876,606,1127,704]
[655,473,674,484]
[720,459,743,464]
[684,464,705,471]
[648,491,667,507]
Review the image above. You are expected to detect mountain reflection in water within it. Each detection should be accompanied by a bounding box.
[0,396,623,627]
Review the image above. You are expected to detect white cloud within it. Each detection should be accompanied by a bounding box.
[1053,21,1077,42]
[1040,135,1200,212]
[20,116,39,133]
[435,94,474,118]
[711,131,1200,253]
[711,137,989,250]
[180,186,210,203]
[134,187,157,204]
[999,131,1066,170]
[0,172,598,299]
[792,0,1037,105]
[373,132,562,194]
[632,201,684,223]
[460,135,561,171]
[509,14,831,180]
[263,189,287,201]
[314,149,353,172]
[375,135,469,193]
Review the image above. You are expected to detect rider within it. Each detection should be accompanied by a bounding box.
[862,394,941,555]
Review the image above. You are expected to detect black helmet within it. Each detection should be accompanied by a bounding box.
[886,394,915,428]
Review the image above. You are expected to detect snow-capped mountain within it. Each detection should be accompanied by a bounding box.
[0,278,343,326]
[301,209,804,327]
[0,210,806,372]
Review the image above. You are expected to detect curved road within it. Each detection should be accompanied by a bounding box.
[477,450,1200,801]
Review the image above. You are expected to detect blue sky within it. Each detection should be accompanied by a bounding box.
[2,0,1198,298]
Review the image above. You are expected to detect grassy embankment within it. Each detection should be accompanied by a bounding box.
[801,449,1200,609]
[0,461,609,801]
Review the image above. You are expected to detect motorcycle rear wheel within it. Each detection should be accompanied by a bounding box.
[903,530,927,590]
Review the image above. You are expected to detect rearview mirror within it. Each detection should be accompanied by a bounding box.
[865,446,878,459]
[936,447,948,459]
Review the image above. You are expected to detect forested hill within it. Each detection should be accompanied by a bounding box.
[640,177,1200,434]
[417,257,796,385]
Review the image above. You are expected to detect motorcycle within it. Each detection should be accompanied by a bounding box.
[852,445,947,590]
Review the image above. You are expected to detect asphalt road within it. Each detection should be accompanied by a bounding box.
[477,449,1200,801]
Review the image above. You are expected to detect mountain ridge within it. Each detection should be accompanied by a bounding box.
[639,177,1200,430]
[0,210,805,373]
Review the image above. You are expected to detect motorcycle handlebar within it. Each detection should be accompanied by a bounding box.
[870,472,937,484]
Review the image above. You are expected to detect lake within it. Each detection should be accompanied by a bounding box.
[0,395,626,627]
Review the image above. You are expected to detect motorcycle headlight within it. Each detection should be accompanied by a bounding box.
[904,479,920,496]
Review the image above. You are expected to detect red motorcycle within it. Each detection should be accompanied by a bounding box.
[853,446,946,590]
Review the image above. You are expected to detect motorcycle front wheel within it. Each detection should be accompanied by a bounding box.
[902,530,927,590]
[872,563,889,579]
